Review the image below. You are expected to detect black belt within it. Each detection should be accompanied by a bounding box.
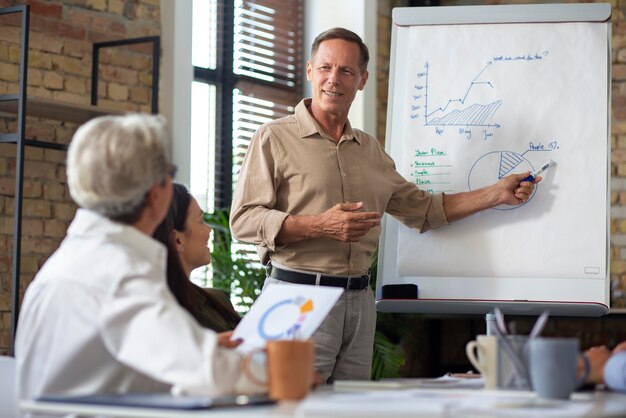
[268,265,370,291]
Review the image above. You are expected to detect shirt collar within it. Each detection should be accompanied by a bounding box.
[295,98,360,144]
[67,208,167,265]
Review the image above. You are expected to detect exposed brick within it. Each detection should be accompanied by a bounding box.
[31,0,64,19]
[29,49,54,70]
[21,218,43,236]
[20,255,40,274]
[0,26,20,43]
[44,148,68,164]
[87,0,108,12]
[43,182,66,201]
[25,123,55,142]
[0,44,8,62]
[27,68,43,87]
[30,32,64,54]
[96,98,139,112]
[0,178,14,196]
[108,82,129,101]
[0,216,12,234]
[138,71,152,87]
[23,161,57,180]
[40,18,86,41]
[0,62,18,82]
[614,64,626,81]
[7,44,20,64]
[42,70,64,90]
[53,202,76,222]
[22,180,43,199]
[52,55,90,76]
[44,219,69,239]
[109,0,126,15]
[64,75,86,94]
[101,65,138,85]
[62,39,91,58]
[110,21,127,35]
[130,85,150,104]
[21,236,59,255]
[22,198,51,218]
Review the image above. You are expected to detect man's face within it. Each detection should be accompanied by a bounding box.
[307,39,368,119]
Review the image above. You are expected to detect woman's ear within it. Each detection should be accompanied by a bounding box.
[172,230,185,253]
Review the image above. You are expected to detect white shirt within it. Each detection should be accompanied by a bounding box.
[15,209,263,408]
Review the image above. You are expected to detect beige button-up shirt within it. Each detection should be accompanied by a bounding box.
[230,99,448,276]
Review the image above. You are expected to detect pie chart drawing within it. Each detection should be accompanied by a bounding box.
[257,296,314,340]
[467,151,537,210]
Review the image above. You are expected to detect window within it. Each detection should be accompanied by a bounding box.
[190,0,304,287]
[191,0,304,212]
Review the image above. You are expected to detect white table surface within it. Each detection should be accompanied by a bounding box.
[20,386,626,418]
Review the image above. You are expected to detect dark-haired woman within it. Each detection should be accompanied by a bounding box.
[154,183,241,333]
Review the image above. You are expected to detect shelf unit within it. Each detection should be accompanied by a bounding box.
[0,5,160,354]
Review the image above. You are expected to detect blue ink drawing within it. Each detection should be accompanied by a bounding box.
[257,296,313,340]
[424,61,503,128]
[467,151,537,210]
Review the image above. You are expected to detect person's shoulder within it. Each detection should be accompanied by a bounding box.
[252,114,298,148]
[261,113,297,130]
[353,128,386,150]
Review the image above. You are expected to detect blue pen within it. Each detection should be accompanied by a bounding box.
[523,159,555,182]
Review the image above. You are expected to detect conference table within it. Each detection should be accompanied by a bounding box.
[20,383,626,418]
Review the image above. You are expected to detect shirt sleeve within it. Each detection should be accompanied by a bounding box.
[604,351,626,392]
[100,270,265,396]
[230,125,289,256]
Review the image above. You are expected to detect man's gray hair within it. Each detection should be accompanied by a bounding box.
[67,114,171,223]
[311,27,369,73]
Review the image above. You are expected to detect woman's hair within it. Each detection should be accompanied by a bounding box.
[67,114,171,224]
[153,183,240,329]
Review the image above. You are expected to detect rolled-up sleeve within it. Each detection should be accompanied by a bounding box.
[230,126,289,253]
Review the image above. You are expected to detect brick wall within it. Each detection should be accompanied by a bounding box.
[0,0,160,355]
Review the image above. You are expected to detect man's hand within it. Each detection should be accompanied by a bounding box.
[582,345,612,384]
[496,172,541,206]
[277,202,380,244]
[311,202,381,242]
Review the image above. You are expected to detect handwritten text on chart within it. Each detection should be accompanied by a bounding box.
[411,148,453,193]
[493,51,549,62]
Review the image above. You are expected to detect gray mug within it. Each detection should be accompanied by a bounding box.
[528,338,589,400]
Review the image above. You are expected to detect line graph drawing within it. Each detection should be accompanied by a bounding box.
[423,61,503,128]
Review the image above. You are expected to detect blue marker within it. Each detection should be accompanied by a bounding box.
[523,159,555,182]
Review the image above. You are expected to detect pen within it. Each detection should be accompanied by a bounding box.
[523,159,555,182]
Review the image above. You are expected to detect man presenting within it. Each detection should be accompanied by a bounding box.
[230,28,539,383]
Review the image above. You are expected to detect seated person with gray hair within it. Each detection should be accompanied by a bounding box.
[15,114,264,406]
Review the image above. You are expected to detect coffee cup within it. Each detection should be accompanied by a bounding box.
[245,339,315,401]
[466,335,498,389]
[466,335,530,390]
[528,337,589,400]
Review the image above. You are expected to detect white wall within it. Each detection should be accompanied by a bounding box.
[160,0,193,187]
[304,0,377,135]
